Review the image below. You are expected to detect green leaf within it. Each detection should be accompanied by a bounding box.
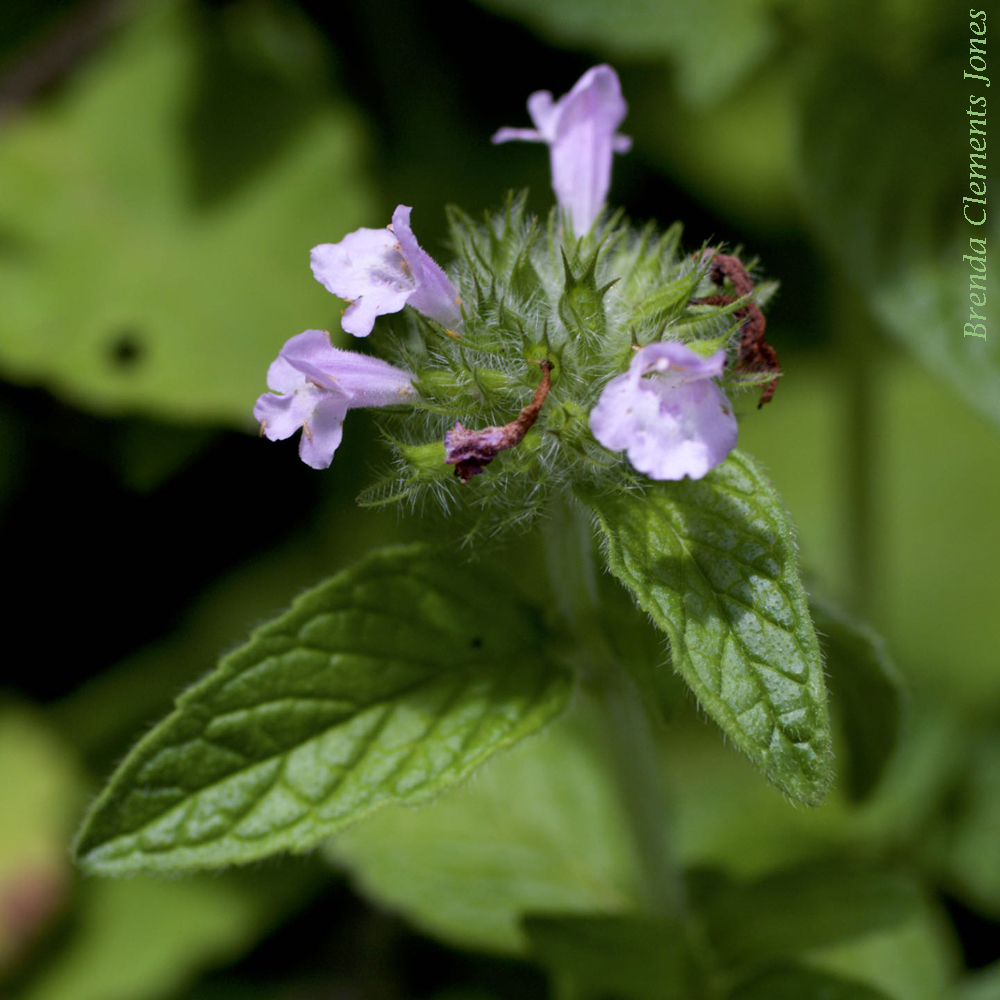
[933,730,1000,916]
[74,545,570,875]
[798,54,1000,429]
[15,866,320,1000]
[811,597,905,801]
[800,902,956,1000]
[0,0,376,426]
[692,861,921,968]
[961,962,1000,1000]
[524,913,701,1000]
[579,450,832,804]
[727,966,894,1000]
[326,702,640,954]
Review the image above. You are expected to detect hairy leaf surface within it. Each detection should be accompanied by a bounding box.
[580,450,831,803]
[75,546,569,874]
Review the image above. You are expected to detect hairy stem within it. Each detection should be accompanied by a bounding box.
[544,497,685,918]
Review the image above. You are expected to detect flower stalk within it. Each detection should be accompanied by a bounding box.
[544,498,686,920]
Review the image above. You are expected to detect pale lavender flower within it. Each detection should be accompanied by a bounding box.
[310,205,462,338]
[493,65,631,233]
[254,329,417,469]
[589,342,737,481]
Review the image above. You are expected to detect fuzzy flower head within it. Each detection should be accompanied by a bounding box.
[493,65,631,233]
[589,341,738,481]
[254,329,417,469]
[310,205,462,338]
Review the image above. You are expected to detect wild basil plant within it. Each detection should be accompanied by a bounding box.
[74,65,842,991]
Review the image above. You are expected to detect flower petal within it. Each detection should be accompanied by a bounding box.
[589,340,736,481]
[493,66,630,234]
[298,393,348,470]
[254,387,310,442]
[391,205,463,332]
[628,340,727,383]
[277,330,416,407]
[549,65,629,232]
[276,329,341,390]
[310,227,414,338]
[624,378,737,480]
[587,370,639,453]
[324,348,417,407]
[491,127,545,144]
[264,353,307,395]
[527,90,557,139]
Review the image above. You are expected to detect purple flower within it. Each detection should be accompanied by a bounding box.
[310,205,462,338]
[589,342,737,481]
[254,329,417,469]
[493,65,631,233]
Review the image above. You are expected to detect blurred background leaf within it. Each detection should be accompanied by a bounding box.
[0,707,80,978]
[14,865,323,1000]
[797,53,1000,430]
[0,0,375,426]
[325,700,640,955]
[812,598,905,802]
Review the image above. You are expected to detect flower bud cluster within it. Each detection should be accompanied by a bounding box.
[253,66,779,540]
[361,194,757,536]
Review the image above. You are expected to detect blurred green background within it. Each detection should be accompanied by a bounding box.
[1,0,997,997]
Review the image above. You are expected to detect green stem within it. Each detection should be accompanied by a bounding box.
[544,497,686,919]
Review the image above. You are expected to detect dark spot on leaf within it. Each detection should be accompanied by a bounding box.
[109,330,144,370]
[471,637,483,649]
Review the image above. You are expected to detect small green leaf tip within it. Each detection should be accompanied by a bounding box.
[580,451,833,805]
[74,545,570,875]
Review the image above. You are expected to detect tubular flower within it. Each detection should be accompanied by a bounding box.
[492,65,631,233]
[310,205,462,338]
[589,341,737,481]
[254,329,417,469]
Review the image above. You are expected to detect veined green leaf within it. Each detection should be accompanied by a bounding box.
[580,450,832,803]
[74,545,570,875]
